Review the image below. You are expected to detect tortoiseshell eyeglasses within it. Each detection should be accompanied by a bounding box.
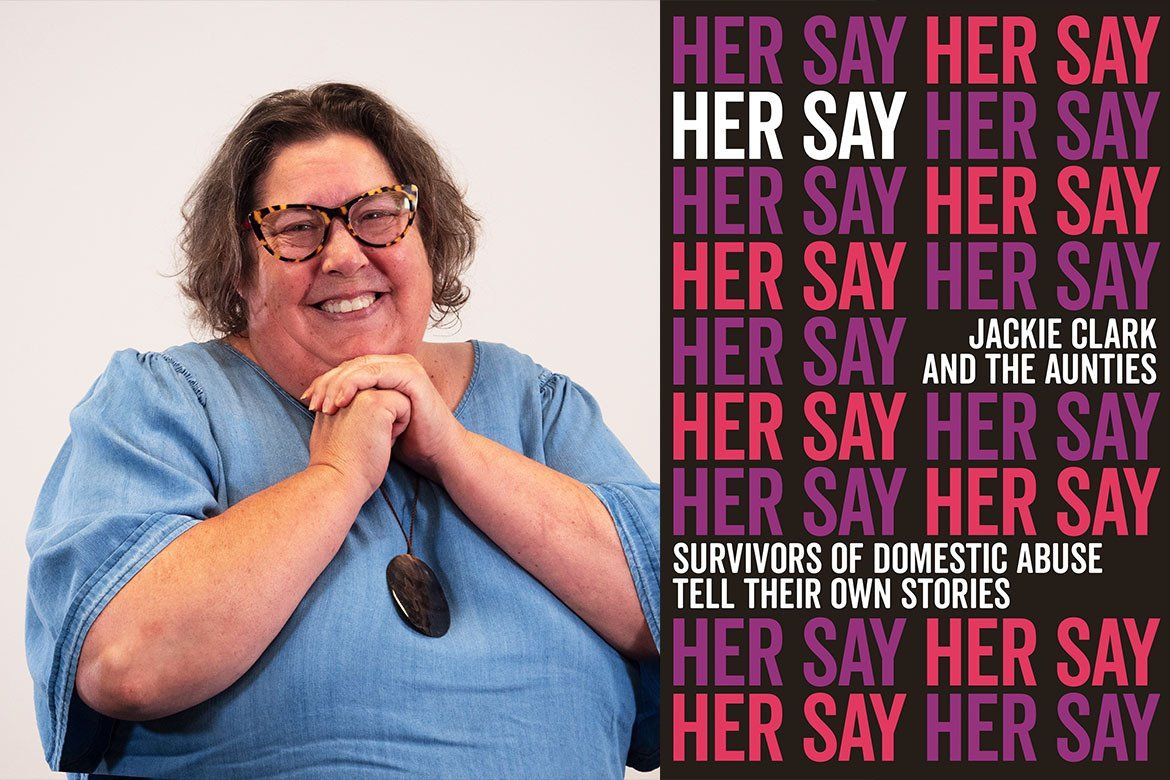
[247,184,419,262]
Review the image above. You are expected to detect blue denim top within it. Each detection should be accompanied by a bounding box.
[26,339,660,778]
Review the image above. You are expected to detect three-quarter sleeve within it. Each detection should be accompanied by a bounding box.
[538,368,660,771]
[25,349,222,773]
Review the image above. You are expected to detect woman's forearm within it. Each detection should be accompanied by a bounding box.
[436,429,658,660]
[76,464,368,721]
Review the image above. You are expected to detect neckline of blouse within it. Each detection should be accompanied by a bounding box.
[213,338,484,423]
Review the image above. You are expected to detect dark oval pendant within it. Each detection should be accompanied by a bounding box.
[386,553,450,637]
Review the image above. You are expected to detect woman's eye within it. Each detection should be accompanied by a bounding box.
[277,222,315,234]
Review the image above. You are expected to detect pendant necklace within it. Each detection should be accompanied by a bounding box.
[379,470,450,637]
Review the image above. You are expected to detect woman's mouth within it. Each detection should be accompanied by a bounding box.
[310,291,386,317]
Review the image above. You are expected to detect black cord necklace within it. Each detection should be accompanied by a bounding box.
[379,470,450,637]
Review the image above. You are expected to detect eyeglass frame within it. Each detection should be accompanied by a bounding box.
[246,183,419,263]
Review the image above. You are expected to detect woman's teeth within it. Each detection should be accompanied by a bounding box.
[319,293,377,314]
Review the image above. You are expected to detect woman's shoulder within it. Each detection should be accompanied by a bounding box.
[423,339,547,385]
[421,340,568,423]
[464,340,561,386]
[85,340,241,412]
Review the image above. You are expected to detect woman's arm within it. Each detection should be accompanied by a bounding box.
[76,388,411,721]
[76,465,365,720]
[436,429,658,660]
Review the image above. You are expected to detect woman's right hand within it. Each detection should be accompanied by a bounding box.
[308,388,411,499]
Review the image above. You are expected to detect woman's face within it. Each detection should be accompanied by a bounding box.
[240,133,433,376]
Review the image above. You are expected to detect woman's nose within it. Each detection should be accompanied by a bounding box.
[318,218,370,275]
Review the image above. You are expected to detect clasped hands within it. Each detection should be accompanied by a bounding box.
[301,354,465,495]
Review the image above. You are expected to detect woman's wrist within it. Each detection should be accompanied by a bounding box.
[303,461,375,510]
[430,425,478,487]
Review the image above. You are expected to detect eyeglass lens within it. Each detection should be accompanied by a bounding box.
[260,190,413,260]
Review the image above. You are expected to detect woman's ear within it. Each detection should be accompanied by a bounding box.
[232,270,253,328]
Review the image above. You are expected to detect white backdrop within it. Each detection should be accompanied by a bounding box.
[0,1,658,777]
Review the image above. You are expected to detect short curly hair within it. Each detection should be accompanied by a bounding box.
[177,82,478,335]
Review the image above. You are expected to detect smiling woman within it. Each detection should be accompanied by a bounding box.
[25,83,660,779]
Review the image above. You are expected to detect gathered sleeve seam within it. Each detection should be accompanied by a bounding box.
[155,351,209,407]
[153,350,226,494]
[536,367,558,394]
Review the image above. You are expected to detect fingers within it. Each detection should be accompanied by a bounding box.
[340,385,413,421]
[318,370,364,414]
[301,355,423,414]
[356,388,413,442]
[301,365,366,413]
[385,391,412,437]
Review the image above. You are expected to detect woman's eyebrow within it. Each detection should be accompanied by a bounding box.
[259,185,394,208]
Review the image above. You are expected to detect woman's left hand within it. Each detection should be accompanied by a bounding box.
[301,354,465,482]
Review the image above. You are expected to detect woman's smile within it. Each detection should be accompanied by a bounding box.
[310,290,388,319]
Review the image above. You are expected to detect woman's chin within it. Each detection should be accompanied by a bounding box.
[314,330,413,366]
[297,303,427,364]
